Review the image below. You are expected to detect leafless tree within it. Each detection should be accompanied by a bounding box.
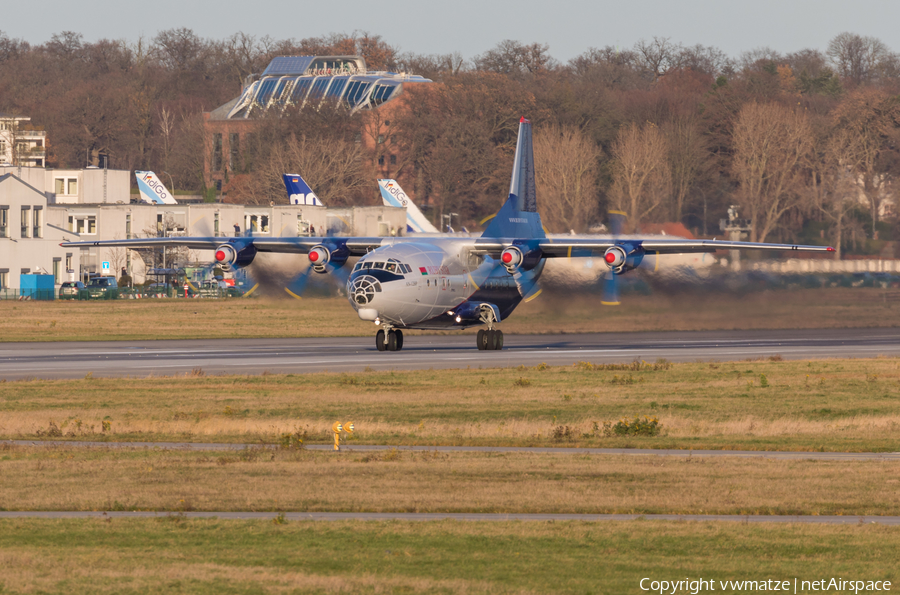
[664,115,710,222]
[635,37,682,80]
[609,121,671,229]
[827,32,893,87]
[732,102,813,242]
[534,124,602,232]
[474,40,557,77]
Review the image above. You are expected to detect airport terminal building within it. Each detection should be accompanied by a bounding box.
[0,166,404,292]
[202,55,431,192]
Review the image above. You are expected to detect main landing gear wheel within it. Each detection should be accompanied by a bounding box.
[377,329,404,352]
[477,329,503,350]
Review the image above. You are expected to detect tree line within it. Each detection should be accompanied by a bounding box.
[2,29,900,255]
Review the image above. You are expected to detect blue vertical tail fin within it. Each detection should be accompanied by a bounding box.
[283,174,324,206]
[481,118,545,239]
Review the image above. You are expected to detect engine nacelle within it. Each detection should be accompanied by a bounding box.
[214,243,257,270]
[500,247,524,273]
[308,245,331,273]
[604,246,627,269]
[603,244,644,274]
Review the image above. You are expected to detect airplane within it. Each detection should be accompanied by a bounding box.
[67,119,834,352]
[283,174,324,206]
[135,171,178,205]
[377,179,441,233]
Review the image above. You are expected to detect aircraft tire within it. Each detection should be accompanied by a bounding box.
[376,329,386,351]
[387,330,398,351]
[477,329,486,350]
[395,330,403,351]
[495,330,504,350]
[487,330,498,350]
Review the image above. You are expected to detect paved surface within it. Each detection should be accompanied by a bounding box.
[5,440,900,461]
[1,327,899,379]
[0,510,897,524]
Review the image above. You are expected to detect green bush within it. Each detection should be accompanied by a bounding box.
[602,416,662,437]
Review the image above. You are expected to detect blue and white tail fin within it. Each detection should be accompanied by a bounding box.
[481,117,545,239]
[283,174,324,206]
[135,171,178,205]
[378,179,439,233]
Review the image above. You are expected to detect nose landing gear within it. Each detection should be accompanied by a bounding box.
[376,328,404,352]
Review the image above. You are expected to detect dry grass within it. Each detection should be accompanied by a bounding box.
[1,445,898,516]
[0,519,896,595]
[2,358,900,451]
[1,287,899,342]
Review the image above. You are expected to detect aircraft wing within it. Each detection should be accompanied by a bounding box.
[60,236,388,256]
[471,238,834,257]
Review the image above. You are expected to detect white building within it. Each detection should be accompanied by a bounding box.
[0,167,405,291]
[0,114,47,168]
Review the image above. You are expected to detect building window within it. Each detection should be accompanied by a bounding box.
[70,215,96,235]
[0,271,7,290]
[213,133,223,171]
[53,258,61,284]
[378,155,385,165]
[65,253,72,273]
[247,214,269,233]
[214,212,220,236]
[229,133,240,171]
[125,214,132,239]
[32,207,42,238]
[55,178,78,195]
[20,206,30,238]
[0,207,7,238]
[390,155,397,165]
[377,135,385,144]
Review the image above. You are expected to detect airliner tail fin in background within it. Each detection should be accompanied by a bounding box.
[378,179,439,233]
[283,174,324,206]
[135,171,178,205]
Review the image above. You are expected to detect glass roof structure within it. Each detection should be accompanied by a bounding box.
[224,55,432,120]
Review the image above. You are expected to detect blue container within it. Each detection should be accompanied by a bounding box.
[20,274,55,300]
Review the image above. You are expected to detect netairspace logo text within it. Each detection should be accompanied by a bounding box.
[640,577,892,594]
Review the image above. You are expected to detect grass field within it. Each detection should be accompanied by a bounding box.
[0,519,896,594]
[1,286,899,342]
[1,445,898,516]
[3,358,899,451]
[3,290,899,593]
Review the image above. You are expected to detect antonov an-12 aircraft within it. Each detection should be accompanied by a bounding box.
[65,119,833,352]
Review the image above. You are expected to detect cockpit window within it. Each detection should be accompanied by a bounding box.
[353,262,363,272]
[385,263,397,272]
[373,262,385,269]
[363,262,373,269]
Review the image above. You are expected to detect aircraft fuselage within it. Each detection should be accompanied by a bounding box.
[346,240,537,329]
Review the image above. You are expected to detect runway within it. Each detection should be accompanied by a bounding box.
[6,440,900,461]
[1,327,899,380]
[0,510,897,525]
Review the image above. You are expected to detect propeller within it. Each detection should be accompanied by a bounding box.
[601,211,627,306]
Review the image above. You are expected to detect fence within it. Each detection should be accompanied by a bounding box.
[0,288,248,300]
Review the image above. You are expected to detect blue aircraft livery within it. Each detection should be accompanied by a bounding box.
[135,171,178,205]
[283,174,324,206]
